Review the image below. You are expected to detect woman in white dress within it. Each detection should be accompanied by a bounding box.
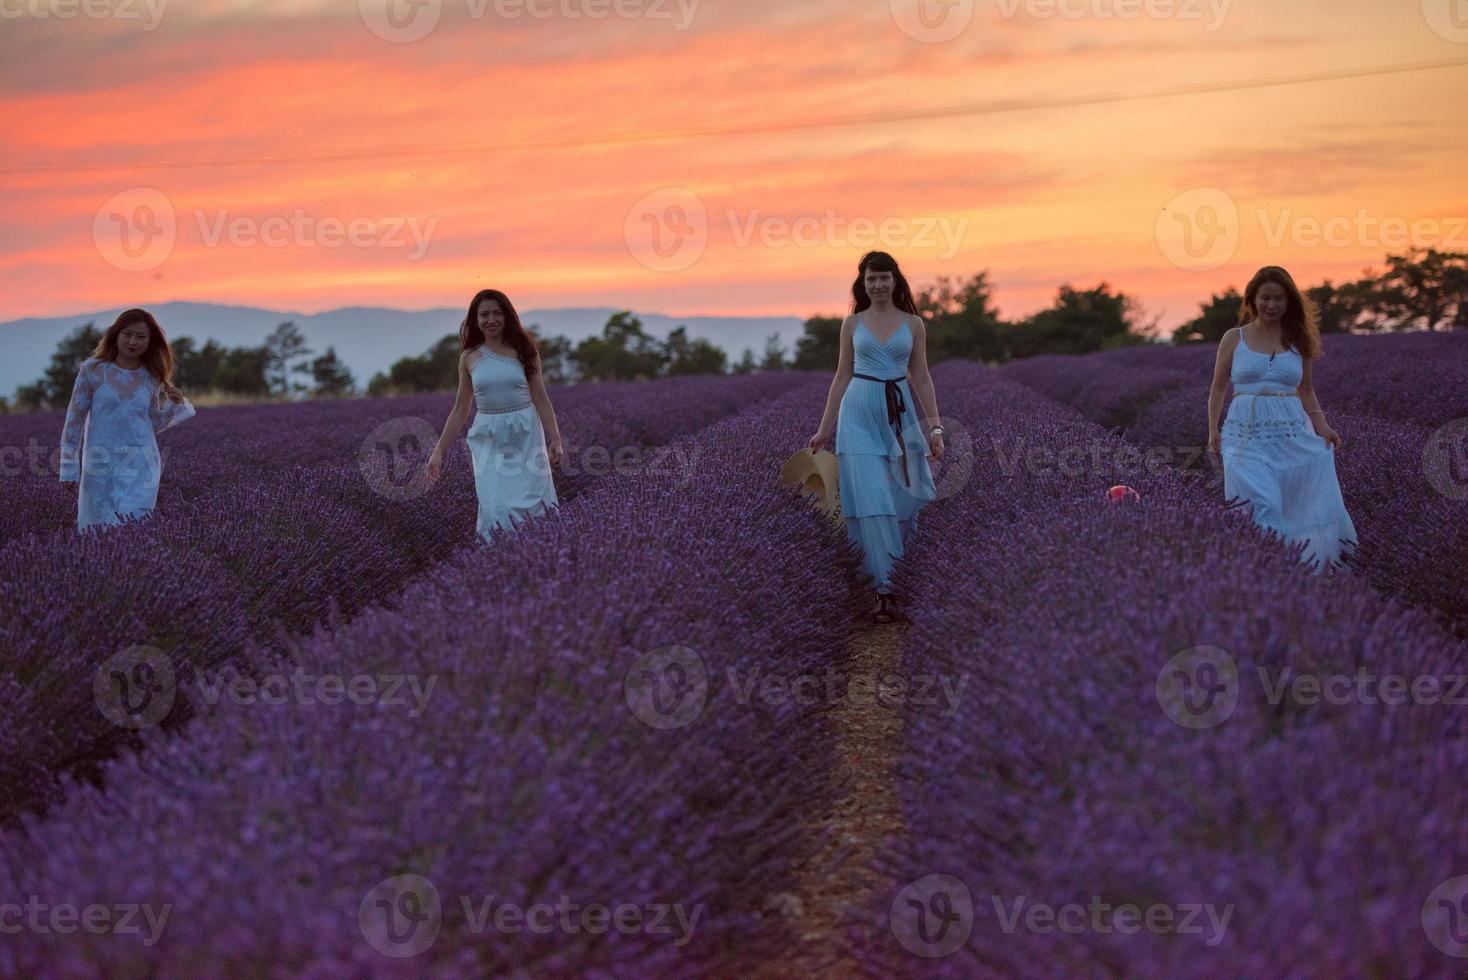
[1207,266,1357,570]
[425,289,564,541]
[58,308,196,532]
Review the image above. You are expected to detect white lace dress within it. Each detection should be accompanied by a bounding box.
[58,358,196,531]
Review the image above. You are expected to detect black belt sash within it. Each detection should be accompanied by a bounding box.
[852,372,911,487]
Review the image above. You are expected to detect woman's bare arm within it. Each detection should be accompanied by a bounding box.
[1297,355,1342,448]
[432,350,474,457]
[1206,327,1239,451]
[905,314,940,430]
[812,316,855,445]
[527,351,561,445]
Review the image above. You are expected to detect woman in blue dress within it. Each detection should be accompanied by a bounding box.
[58,308,195,532]
[809,251,944,623]
[1207,266,1357,570]
[426,289,563,541]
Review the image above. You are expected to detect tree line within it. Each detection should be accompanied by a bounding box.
[7,321,353,413]
[5,247,1461,411]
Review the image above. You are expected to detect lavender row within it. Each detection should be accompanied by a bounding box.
[0,381,868,977]
[0,371,817,545]
[1126,388,1468,636]
[857,363,1468,977]
[0,372,812,827]
[1018,331,1468,430]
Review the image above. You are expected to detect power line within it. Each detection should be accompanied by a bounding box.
[6,56,1467,176]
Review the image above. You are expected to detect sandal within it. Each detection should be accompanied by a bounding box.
[872,594,900,625]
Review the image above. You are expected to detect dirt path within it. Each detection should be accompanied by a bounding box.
[754,618,910,977]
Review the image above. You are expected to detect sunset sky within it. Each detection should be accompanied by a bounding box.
[3,0,1466,335]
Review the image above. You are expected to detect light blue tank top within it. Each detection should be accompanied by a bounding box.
[471,345,531,412]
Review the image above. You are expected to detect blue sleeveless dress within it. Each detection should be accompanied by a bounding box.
[1220,334,1357,570]
[465,345,557,541]
[835,317,938,593]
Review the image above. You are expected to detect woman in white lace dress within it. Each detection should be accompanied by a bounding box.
[58,308,195,532]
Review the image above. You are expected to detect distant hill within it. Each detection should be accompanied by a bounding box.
[0,302,808,398]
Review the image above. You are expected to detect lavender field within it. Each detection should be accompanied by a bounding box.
[2,334,1466,977]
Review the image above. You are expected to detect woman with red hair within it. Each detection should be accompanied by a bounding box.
[1207,266,1357,570]
[58,308,195,532]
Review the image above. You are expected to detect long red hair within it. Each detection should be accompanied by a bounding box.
[91,308,184,398]
[1239,266,1322,359]
[458,289,539,377]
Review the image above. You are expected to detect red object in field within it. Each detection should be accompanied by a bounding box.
[1107,485,1140,504]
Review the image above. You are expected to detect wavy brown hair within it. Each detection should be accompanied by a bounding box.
[458,289,539,377]
[850,251,919,316]
[91,308,184,399]
[1239,266,1321,359]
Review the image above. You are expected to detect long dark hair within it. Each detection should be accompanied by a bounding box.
[1240,266,1321,359]
[850,251,919,315]
[91,308,183,398]
[459,289,539,377]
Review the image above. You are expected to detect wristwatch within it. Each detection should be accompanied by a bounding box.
[928,425,944,436]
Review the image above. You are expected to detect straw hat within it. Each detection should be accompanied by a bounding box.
[778,448,842,521]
